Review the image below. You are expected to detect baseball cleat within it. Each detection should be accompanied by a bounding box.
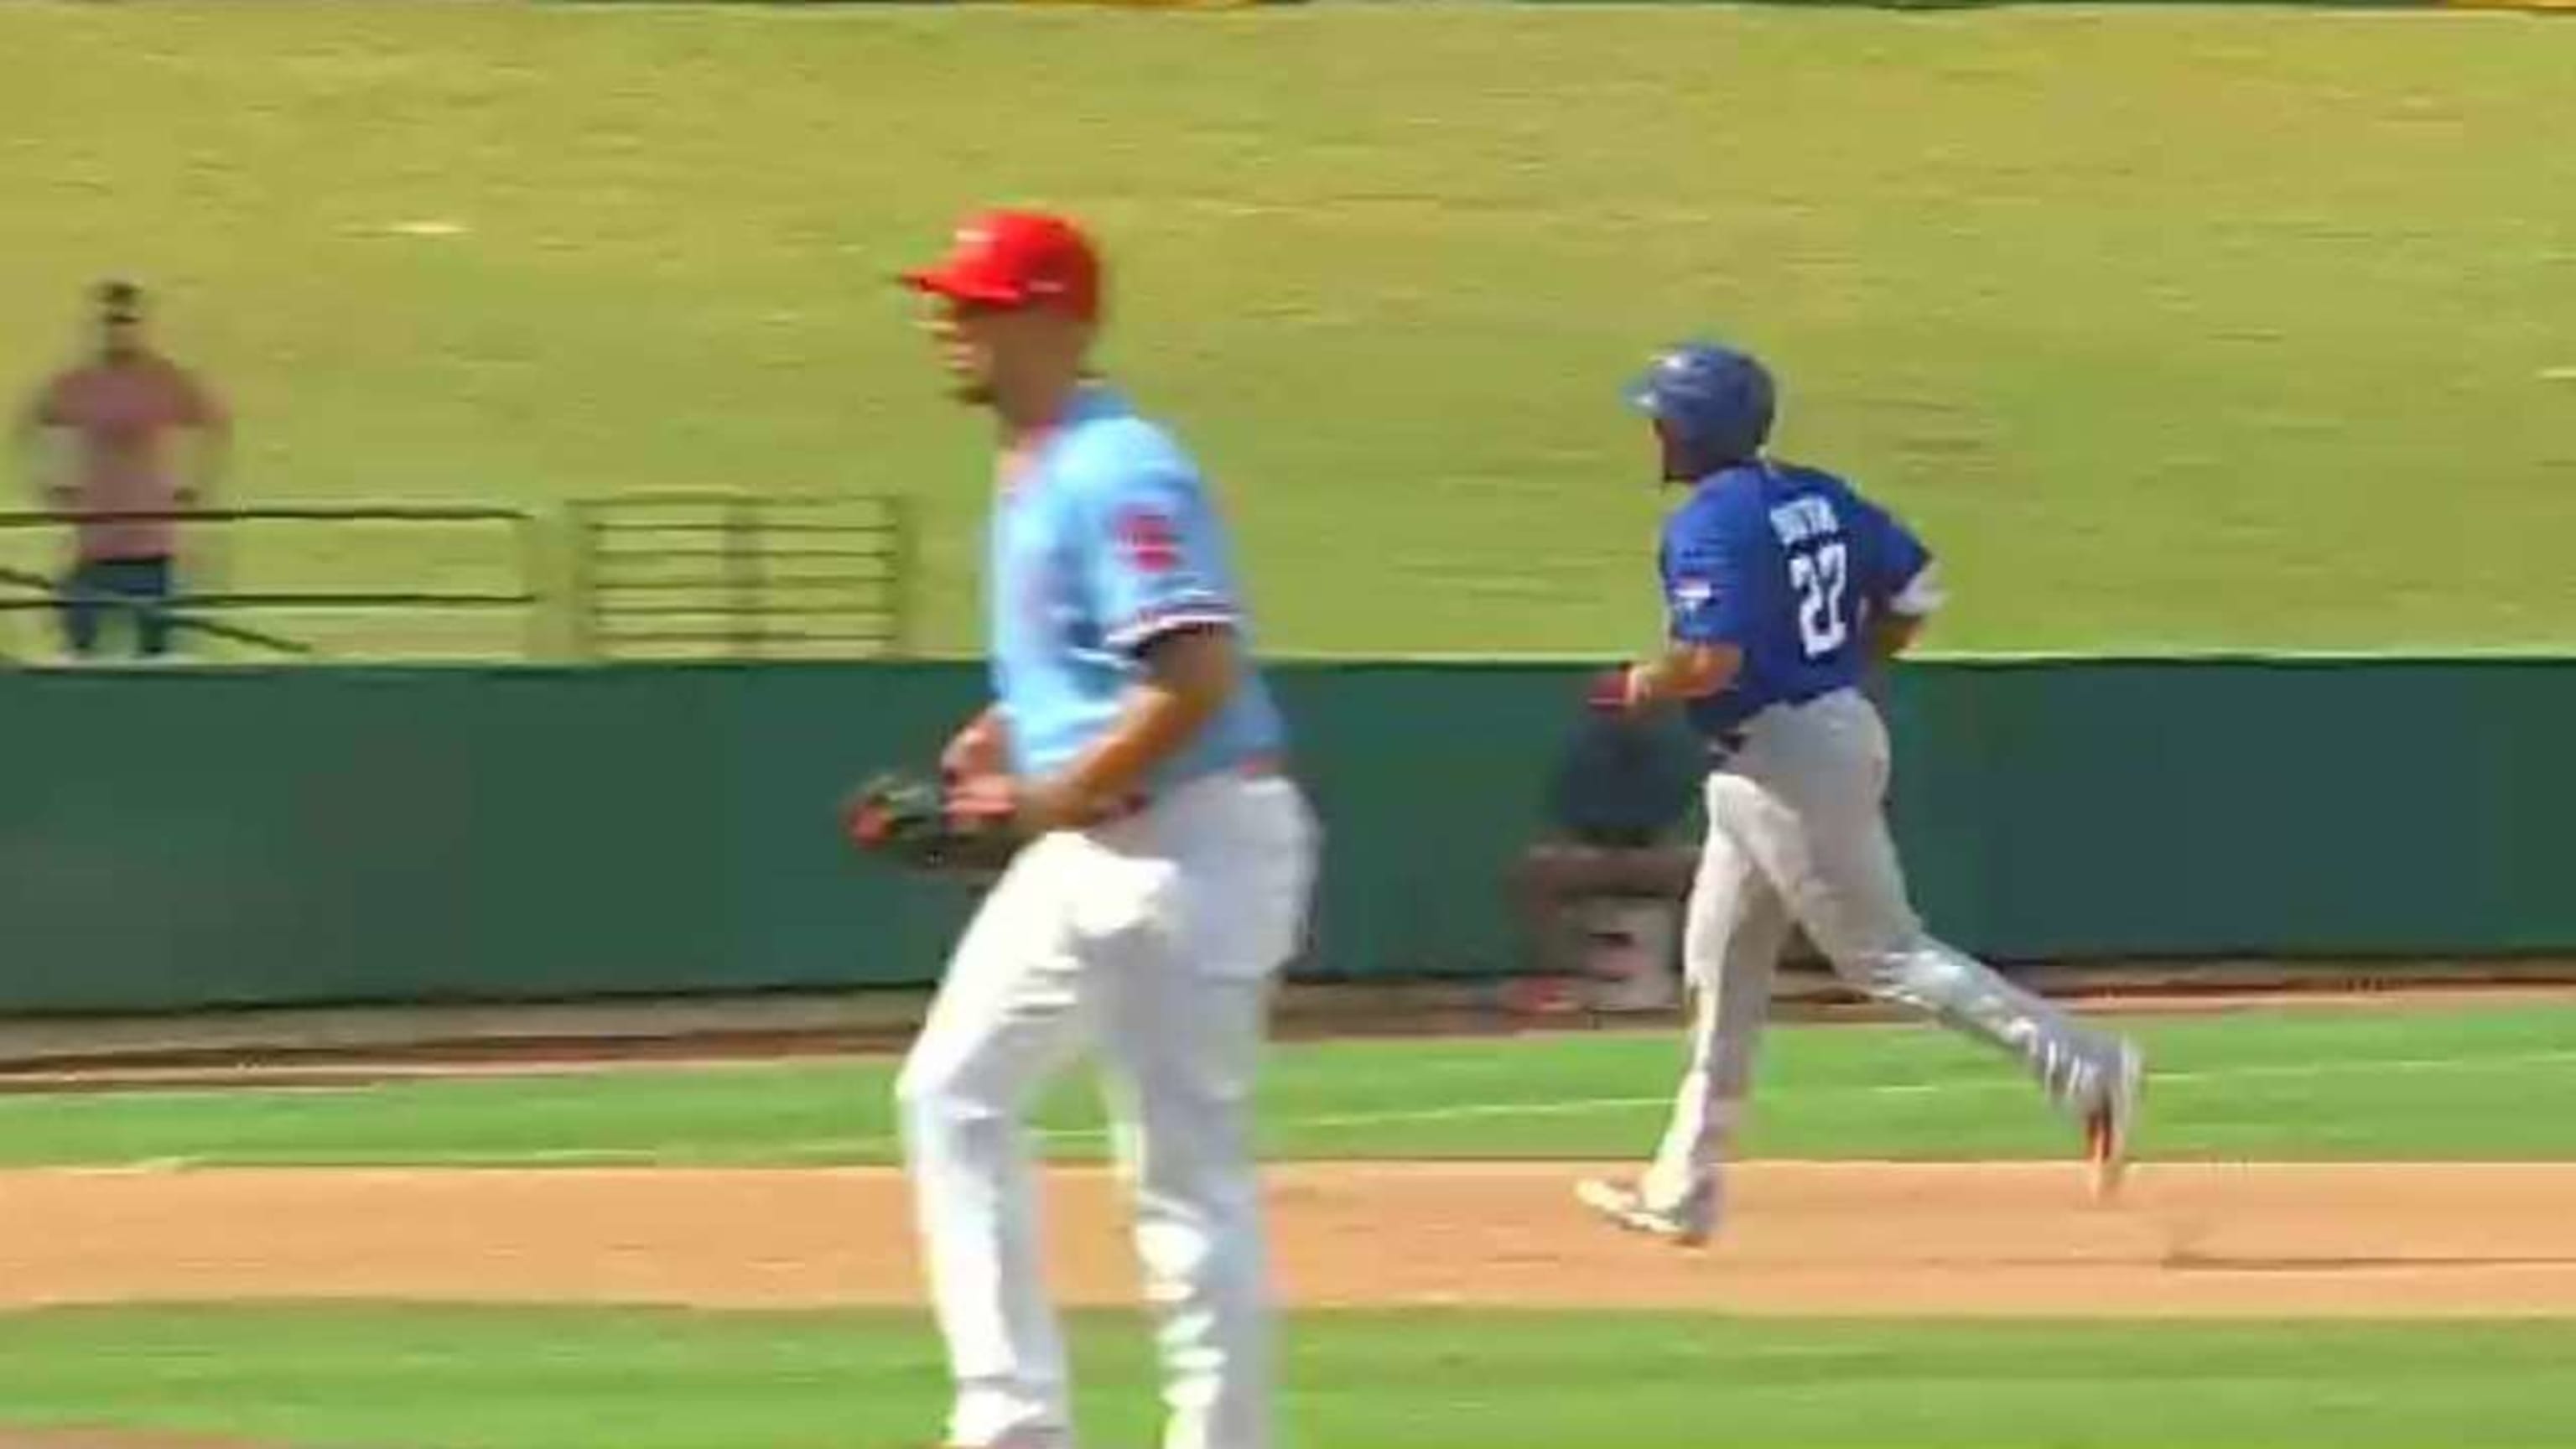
[1576,1176,1715,1247]
[2086,1040,2145,1202]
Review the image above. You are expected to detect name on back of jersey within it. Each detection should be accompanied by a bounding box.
[1768,495,1841,548]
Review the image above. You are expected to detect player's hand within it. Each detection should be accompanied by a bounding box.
[956,771,1127,836]
[943,771,1021,829]
[1585,666,1628,714]
[939,713,1006,782]
[1587,664,1644,715]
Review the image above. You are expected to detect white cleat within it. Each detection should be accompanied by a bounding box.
[2086,1040,2145,1202]
[1576,1176,1715,1248]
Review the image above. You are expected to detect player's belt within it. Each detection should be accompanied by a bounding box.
[1707,683,1852,765]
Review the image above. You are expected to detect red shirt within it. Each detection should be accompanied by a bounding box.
[34,354,224,561]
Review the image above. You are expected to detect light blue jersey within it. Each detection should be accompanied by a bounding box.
[989,386,1285,792]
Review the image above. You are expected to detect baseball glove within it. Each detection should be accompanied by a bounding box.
[841,770,1024,875]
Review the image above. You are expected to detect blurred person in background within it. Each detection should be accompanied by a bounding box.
[1509,669,1705,981]
[13,279,229,658]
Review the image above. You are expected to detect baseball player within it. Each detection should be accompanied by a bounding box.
[1576,341,2143,1246]
[894,210,1316,1449]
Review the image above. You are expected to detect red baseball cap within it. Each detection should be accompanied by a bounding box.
[902,210,1103,322]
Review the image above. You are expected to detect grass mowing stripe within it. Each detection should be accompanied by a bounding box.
[527,1041,2576,1160]
[4,1306,2576,1448]
[5,7,2575,654]
[7,1001,2573,1167]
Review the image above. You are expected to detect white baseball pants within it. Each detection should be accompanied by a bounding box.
[898,774,1316,1449]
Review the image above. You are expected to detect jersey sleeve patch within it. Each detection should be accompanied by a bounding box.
[1114,504,1182,574]
[1084,466,1239,655]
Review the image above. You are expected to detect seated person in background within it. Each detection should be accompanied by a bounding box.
[1509,672,1706,979]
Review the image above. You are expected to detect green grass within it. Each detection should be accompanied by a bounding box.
[5,1305,2575,1448]
[8,1001,2568,1442]
[6,1000,2572,1167]
[5,4,2574,657]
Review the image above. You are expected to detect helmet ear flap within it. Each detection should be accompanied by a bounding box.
[1651,416,1698,484]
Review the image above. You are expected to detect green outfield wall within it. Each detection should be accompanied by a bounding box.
[2,657,2566,1013]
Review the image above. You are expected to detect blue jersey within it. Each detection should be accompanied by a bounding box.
[1659,460,1939,738]
[989,386,1285,792]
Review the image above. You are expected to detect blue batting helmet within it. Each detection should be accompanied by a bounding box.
[1625,341,1776,471]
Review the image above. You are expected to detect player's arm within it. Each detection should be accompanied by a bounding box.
[1614,514,1746,711]
[1020,625,1238,831]
[1861,497,1943,664]
[970,464,1243,834]
[941,704,1010,782]
[1619,639,1742,710]
[1869,596,1930,662]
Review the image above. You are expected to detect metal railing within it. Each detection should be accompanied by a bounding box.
[0,506,544,662]
[566,491,912,660]
[0,564,315,657]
